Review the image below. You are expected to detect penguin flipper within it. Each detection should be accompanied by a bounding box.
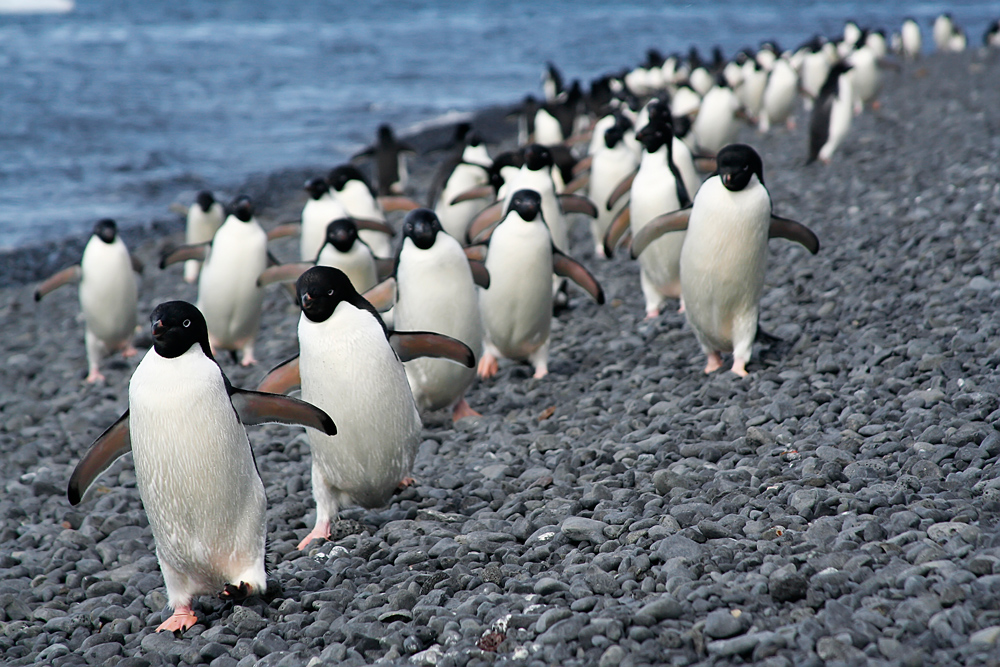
[378,196,421,213]
[373,258,396,282]
[571,154,593,177]
[769,216,820,254]
[34,265,81,301]
[602,205,631,258]
[363,277,397,312]
[630,208,691,259]
[564,173,590,194]
[466,201,505,244]
[67,410,131,506]
[553,250,605,305]
[258,263,311,287]
[389,331,475,368]
[606,169,638,211]
[450,184,495,206]
[558,194,599,218]
[468,260,491,289]
[267,222,302,241]
[160,242,209,269]
[257,356,302,394]
[352,218,396,236]
[130,255,145,275]
[463,245,488,261]
[230,388,336,436]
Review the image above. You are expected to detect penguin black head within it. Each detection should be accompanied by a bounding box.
[402,209,442,250]
[716,144,764,191]
[327,164,372,194]
[324,218,359,253]
[93,219,117,244]
[646,98,672,124]
[196,191,216,213]
[231,195,254,222]
[819,61,853,98]
[377,124,395,143]
[636,119,672,153]
[604,119,628,150]
[150,300,212,360]
[507,189,542,222]
[296,266,384,330]
[487,151,523,192]
[305,177,329,201]
[522,144,553,172]
[466,131,484,148]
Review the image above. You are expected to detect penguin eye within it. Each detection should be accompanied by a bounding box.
[328,290,335,296]
[182,319,191,328]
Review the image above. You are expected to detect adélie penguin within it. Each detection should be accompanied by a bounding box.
[66,301,336,633]
[298,177,349,263]
[631,144,819,376]
[352,123,417,197]
[183,191,225,283]
[35,218,141,383]
[366,209,489,421]
[257,266,474,550]
[478,190,604,380]
[807,61,854,165]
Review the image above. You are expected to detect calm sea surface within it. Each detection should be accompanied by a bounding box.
[0,0,995,248]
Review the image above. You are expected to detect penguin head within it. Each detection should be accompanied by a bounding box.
[716,144,764,192]
[150,300,212,360]
[401,209,442,250]
[304,177,329,201]
[324,218,359,253]
[604,117,630,150]
[522,144,553,172]
[636,116,673,153]
[196,191,216,213]
[487,151,523,192]
[377,124,395,143]
[507,189,543,223]
[231,195,254,222]
[93,219,117,244]
[327,164,372,195]
[296,265,383,328]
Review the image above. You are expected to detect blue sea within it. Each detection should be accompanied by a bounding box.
[0,0,995,248]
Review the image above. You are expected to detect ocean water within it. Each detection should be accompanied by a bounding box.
[0,0,995,249]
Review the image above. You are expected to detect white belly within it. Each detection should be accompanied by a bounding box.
[301,196,348,262]
[435,162,490,241]
[79,237,138,346]
[316,243,377,293]
[197,219,267,348]
[631,151,685,296]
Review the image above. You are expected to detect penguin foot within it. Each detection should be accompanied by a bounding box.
[644,308,660,320]
[532,363,549,380]
[731,358,749,377]
[452,398,481,422]
[477,353,499,379]
[85,369,106,384]
[297,523,331,551]
[220,581,252,602]
[240,351,257,367]
[157,607,198,634]
[677,297,686,314]
[397,476,416,490]
[704,353,724,374]
[122,345,138,358]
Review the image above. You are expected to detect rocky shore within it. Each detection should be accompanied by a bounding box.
[1,48,1000,667]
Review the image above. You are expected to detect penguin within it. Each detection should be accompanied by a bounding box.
[183,191,225,284]
[798,38,832,111]
[933,14,955,52]
[257,267,473,550]
[542,62,564,102]
[629,144,819,376]
[759,56,799,132]
[327,165,394,257]
[692,77,741,155]
[34,218,140,383]
[160,196,268,365]
[433,131,493,242]
[477,190,604,380]
[285,177,349,263]
[737,57,768,121]
[807,61,854,165]
[587,114,639,257]
[258,218,391,294]
[847,41,882,114]
[986,20,1000,48]
[352,124,417,197]
[604,110,691,319]
[840,21,863,58]
[383,209,487,420]
[67,300,336,633]
[670,84,702,121]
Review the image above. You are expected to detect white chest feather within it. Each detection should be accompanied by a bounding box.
[631,147,686,286]
[316,242,377,293]
[197,218,267,345]
[502,169,566,250]
[79,236,138,343]
[436,162,490,240]
[301,195,348,262]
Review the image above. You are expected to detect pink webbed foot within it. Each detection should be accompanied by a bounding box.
[157,606,198,633]
[644,308,660,320]
[452,398,481,422]
[240,351,257,367]
[297,522,331,551]
[532,363,549,380]
[398,476,415,489]
[121,344,138,359]
[731,358,749,377]
[704,352,724,374]
[477,352,499,379]
[85,369,105,384]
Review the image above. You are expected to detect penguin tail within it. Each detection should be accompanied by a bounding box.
[229,350,239,364]
[755,326,783,346]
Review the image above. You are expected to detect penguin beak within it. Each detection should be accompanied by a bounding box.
[300,293,313,310]
[151,319,166,338]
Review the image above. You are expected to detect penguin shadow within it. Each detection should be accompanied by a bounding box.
[754,328,797,368]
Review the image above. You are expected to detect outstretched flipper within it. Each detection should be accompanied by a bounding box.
[34,265,82,301]
[353,219,396,236]
[160,243,210,269]
[67,411,131,506]
[553,250,605,304]
[466,201,505,244]
[378,196,422,212]
[363,277,397,312]
[468,260,490,289]
[464,245,487,262]
[602,205,631,258]
[267,222,302,241]
[558,194,598,218]
[629,208,692,258]
[606,169,638,210]
[450,185,495,206]
[769,215,820,254]
[571,154,593,177]
[229,387,336,435]
[256,356,301,395]
[257,263,311,287]
[389,331,475,367]
[563,173,590,194]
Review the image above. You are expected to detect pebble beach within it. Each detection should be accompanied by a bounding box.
[1,44,1000,667]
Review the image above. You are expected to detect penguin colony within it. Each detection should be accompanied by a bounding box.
[31,13,997,635]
